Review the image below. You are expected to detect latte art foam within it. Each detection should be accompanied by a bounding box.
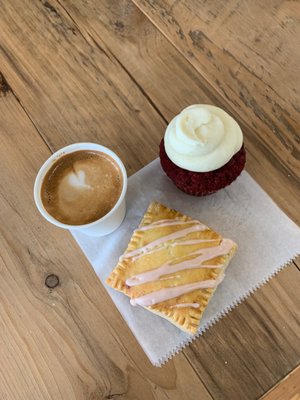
[41,150,123,225]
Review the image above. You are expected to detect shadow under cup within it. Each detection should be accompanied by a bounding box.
[34,143,127,236]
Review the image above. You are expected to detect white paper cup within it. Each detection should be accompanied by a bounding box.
[34,143,127,236]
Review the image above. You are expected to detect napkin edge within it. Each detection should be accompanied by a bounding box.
[153,250,300,367]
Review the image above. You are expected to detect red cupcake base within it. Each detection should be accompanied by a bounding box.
[159,139,246,196]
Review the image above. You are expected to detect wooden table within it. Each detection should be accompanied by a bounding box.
[0,1,299,399]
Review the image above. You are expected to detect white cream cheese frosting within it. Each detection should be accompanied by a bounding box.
[164,104,243,172]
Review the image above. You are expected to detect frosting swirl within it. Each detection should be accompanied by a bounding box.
[164,104,243,172]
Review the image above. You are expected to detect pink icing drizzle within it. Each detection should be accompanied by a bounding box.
[121,223,207,260]
[130,238,218,262]
[170,303,200,309]
[130,274,224,307]
[137,219,200,231]
[126,239,234,286]
[172,239,218,246]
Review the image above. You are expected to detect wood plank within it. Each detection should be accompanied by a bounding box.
[0,84,213,399]
[0,1,299,399]
[261,365,300,400]
[132,0,300,207]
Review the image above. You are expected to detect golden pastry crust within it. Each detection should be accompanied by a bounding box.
[106,201,237,334]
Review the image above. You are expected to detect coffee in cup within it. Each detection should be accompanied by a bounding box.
[34,143,127,236]
[41,150,123,225]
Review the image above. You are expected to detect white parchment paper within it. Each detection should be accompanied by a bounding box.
[71,159,300,366]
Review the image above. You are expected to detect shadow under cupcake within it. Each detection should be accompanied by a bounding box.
[159,104,246,196]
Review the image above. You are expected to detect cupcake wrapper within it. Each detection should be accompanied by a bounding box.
[159,139,246,196]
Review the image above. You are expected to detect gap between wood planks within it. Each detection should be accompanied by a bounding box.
[260,364,300,400]
[56,0,169,126]
[0,71,52,153]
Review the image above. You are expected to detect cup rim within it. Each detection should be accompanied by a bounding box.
[33,142,127,230]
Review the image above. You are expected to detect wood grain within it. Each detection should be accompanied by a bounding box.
[0,88,213,399]
[295,256,300,271]
[261,365,300,400]
[0,0,299,399]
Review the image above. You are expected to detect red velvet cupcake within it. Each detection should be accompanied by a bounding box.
[159,105,246,196]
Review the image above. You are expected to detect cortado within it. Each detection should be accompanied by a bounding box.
[41,150,123,225]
